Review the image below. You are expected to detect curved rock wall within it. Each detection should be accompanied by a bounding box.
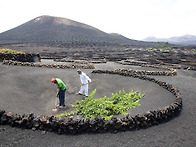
[0,53,41,62]
[115,61,178,76]
[115,67,177,76]
[184,66,196,71]
[55,58,107,64]
[117,60,182,69]
[2,60,95,69]
[0,68,182,134]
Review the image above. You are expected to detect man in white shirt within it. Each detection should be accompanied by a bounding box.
[77,69,91,97]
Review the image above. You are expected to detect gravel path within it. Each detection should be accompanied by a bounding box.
[0,62,195,147]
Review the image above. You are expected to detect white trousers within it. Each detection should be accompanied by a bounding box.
[79,84,88,96]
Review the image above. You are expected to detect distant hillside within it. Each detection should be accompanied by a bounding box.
[143,35,196,45]
[110,33,138,42]
[0,15,166,48]
[0,16,110,44]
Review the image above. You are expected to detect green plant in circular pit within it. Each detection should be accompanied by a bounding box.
[118,43,126,47]
[0,48,25,54]
[57,89,144,120]
[191,49,196,52]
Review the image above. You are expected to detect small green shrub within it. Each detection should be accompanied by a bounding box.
[191,49,196,52]
[0,48,25,54]
[119,44,126,47]
[154,43,171,50]
[57,89,144,120]
[154,44,161,48]
[163,46,171,50]
[152,48,157,51]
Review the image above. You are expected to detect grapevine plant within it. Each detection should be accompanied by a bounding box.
[56,89,144,120]
[0,48,25,54]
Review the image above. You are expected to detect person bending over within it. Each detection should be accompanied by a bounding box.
[51,78,66,108]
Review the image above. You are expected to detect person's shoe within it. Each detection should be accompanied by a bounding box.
[76,93,83,95]
[59,106,66,109]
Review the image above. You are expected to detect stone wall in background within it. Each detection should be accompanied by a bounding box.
[2,60,95,69]
[115,65,177,76]
[0,53,41,62]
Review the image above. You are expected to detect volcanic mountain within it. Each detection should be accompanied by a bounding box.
[0,15,160,48]
[0,16,130,45]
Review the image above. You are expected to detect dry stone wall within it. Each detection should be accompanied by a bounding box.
[116,61,177,76]
[2,60,95,69]
[118,59,196,71]
[0,53,40,62]
[54,58,107,64]
[115,67,177,76]
[117,60,182,69]
[183,66,196,71]
[0,68,182,134]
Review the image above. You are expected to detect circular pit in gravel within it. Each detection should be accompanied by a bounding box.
[0,63,175,117]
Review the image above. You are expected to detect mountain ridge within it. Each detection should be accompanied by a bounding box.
[33,15,104,32]
[143,34,196,45]
[0,15,110,43]
[0,15,170,48]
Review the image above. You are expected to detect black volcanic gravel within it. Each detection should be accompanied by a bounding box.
[0,63,196,147]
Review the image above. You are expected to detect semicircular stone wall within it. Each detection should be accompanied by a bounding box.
[0,62,182,134]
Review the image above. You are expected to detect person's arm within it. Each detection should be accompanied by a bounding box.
[80,74,85,85]
[86,74,91,83]
[83,73,91,83]
[88,77,91,83]
[56,87,62,97]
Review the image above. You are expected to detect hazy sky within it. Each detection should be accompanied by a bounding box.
[0,0,196,40]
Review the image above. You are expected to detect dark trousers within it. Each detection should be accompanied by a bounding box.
[59,89,66,106]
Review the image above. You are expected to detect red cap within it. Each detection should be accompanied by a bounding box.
[51,78,56,84]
